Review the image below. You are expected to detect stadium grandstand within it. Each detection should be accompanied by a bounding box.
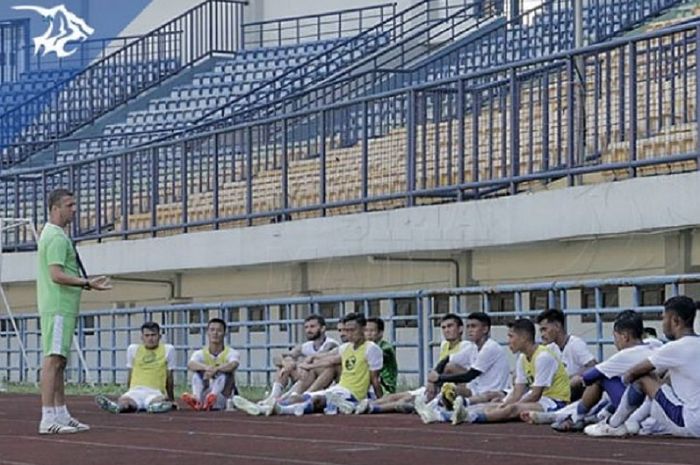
[0,0,700,461]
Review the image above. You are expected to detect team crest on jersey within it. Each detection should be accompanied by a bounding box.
[344,355,357,371]
[13,4,95,58]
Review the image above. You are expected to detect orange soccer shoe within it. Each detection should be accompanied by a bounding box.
[180,393,202,411]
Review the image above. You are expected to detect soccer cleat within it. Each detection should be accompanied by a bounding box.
[39,421,79,435]
[441,383,457,410]
[59,417,90,432]
[584,420,629,437]
[181,393,202,411]
[354,399,371,415]
[147,401,174,413]
[551,416,585,432]
[624,419,641,435]
[414,396,444,424]
[233,395,262,416]
[95,395,120,414]
[325,391,355,415]
[202,393,218,411]
[451,396,468,425]
[259,398,276,417]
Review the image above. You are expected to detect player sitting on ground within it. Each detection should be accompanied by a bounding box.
[355,313,471,414]
[585,296,700,438]
[236,314,339,411]
[523,309,659,431]
[95,322,176,414]
[453,318,570,424]
[181,318,240,411]
[537,309,596,401]
[364,317,398,395]
[414,312,512,423]
[265,312,383,416]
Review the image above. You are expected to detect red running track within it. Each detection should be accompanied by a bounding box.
[0,394,699,465]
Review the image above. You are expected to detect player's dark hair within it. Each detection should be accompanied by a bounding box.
[536,308,566,328]
[664,296,697,328]
[305,314,326,327]
[613,310,644,340]
[341,312,367,327]
[141,321,161,333]
[441,313,464,327]
[467,312,491,329]
[207,318,226,331]
[367,317,385,332]
[508,318,536,342]
[643,327,657,338]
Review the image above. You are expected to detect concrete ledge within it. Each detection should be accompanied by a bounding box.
[3,172,699,283]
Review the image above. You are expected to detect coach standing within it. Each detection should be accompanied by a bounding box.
[37,188,111,434]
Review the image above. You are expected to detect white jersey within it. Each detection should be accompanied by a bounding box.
[300,337,339,358]
[548,335,595,376]
[467,338,512,394]
[445,340,477,369]
[648,335,700,435]
[595,342,657,379]
[126,343,176,370]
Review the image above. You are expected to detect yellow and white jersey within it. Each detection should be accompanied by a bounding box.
[338,341,383,400]
[127,343,175,394]
[515,345,570,403]
[190,345,240,368]
[439,340,474,364]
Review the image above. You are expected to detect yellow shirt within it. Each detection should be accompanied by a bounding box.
[520,345,570,403]
[439,340,470,361]
[339,341,381,400]
[202,346,231,367]
[130,344,168,394]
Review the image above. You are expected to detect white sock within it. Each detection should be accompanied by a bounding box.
[270,382,283,399]
[41,406,56,423]
[55,405,70,420]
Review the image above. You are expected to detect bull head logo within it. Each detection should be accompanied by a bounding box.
[13,4,95,58]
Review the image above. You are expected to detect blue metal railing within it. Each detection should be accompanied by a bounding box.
[0,18,30,85]
[242,3,398,48]
[0,20,698,249]
[1,273,697,385]
[0,0,248,169]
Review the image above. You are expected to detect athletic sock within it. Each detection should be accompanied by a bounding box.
[571,401,590,423]
[609,384,645,428]
[270,382,283,399]
[41,406,56,423]
[277,400,312,415]
[55,405,70,420]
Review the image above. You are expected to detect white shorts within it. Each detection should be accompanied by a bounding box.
[536,395,568,412]
[121,386,164,410]
[409,386,426,398]
[643,385,700,438]
[307,385,356,401]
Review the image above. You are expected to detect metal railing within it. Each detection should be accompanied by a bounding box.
[1,273,696,385]
[242,3,398,48]
[0,18,30,85]
[0,20,698,250]
[0,0,248,168]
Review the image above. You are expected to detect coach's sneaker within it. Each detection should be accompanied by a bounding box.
[326,392,355,415]
[451,396,468,425]
[233,395,262,416]
[95,395,120,414]
[59,416,90,432]
[181,393,202,411]
[39,420,79,435]
[584,420,628,437]
[147,401,175,413]
[355,399,371,415]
